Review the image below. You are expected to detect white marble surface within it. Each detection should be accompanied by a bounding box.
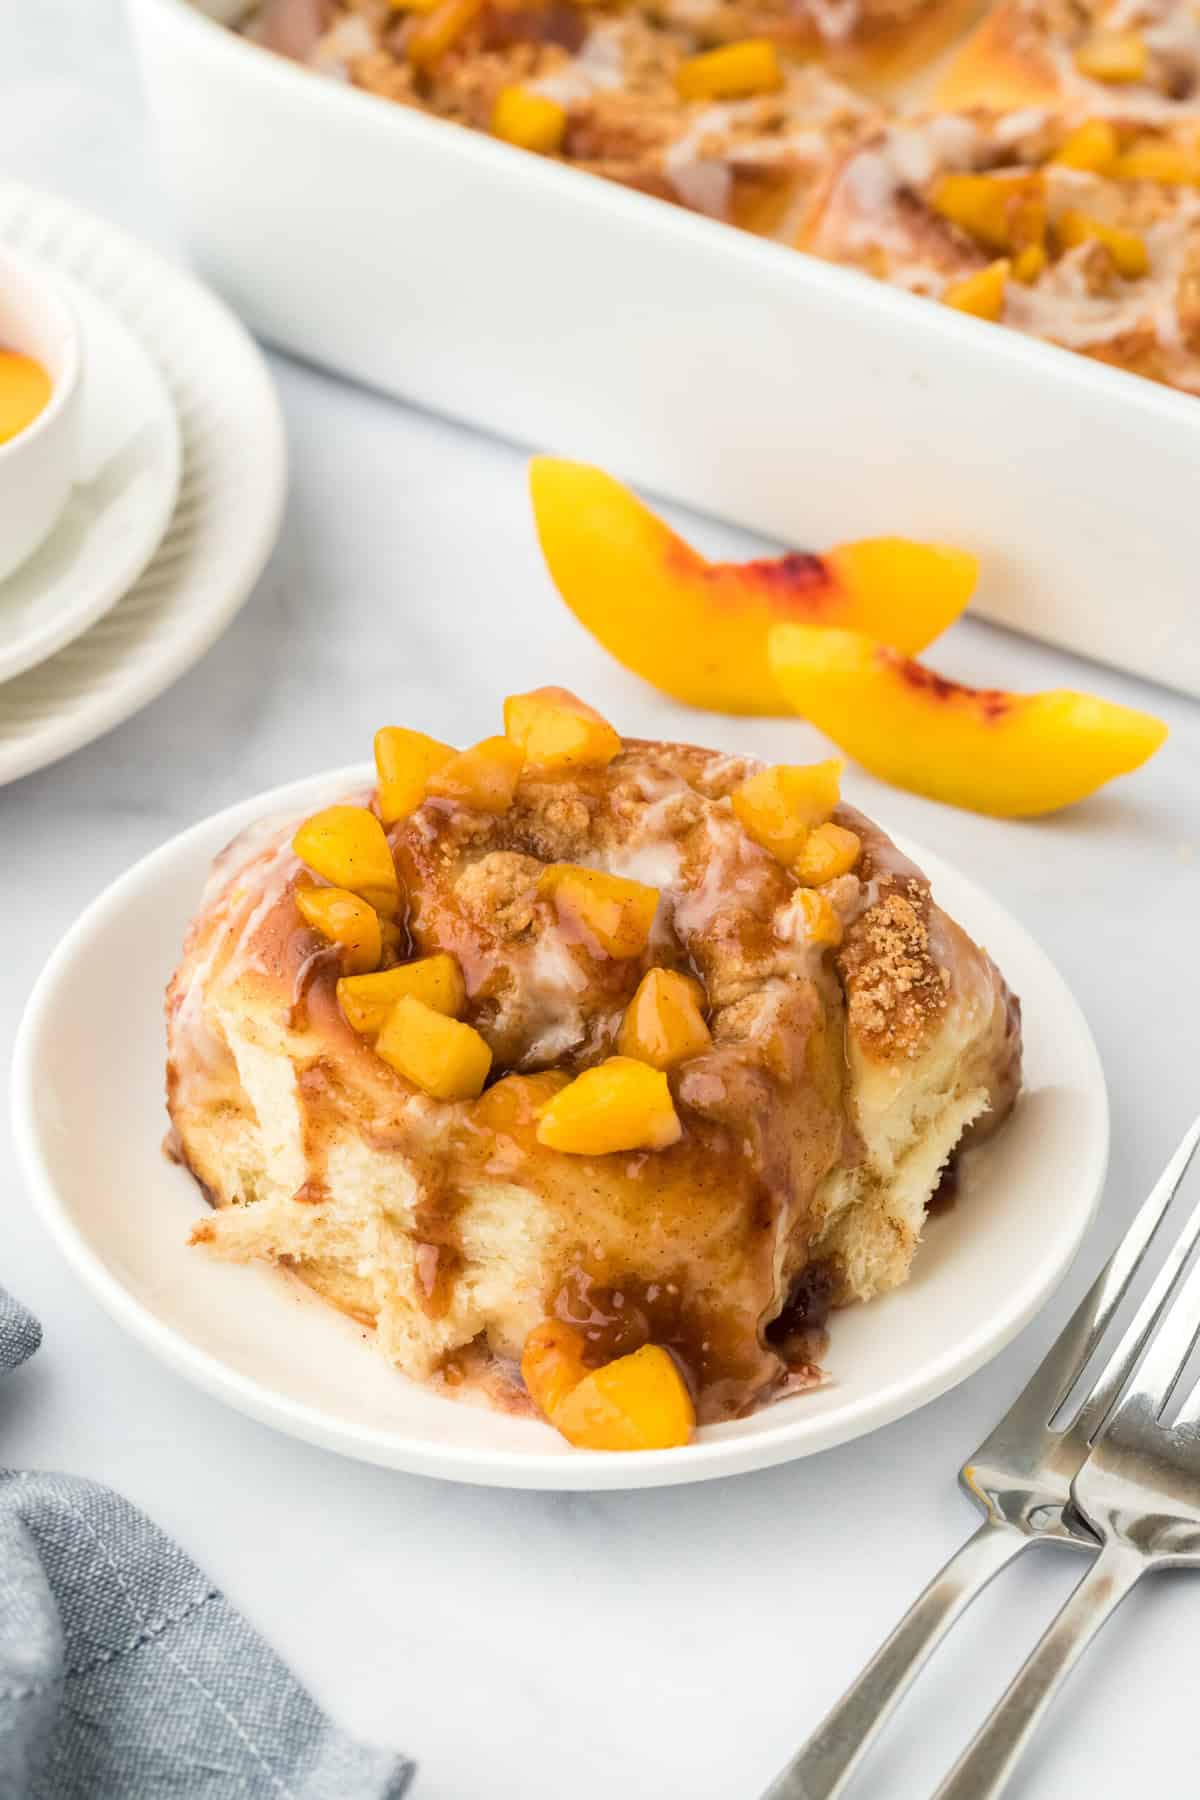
[4,6,1200,1797]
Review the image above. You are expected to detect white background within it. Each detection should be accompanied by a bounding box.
[4,6,1200,1796]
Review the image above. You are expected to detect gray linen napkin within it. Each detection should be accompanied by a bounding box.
[0,1288,415,1799]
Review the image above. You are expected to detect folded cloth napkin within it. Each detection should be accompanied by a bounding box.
[0,1287,415,1800]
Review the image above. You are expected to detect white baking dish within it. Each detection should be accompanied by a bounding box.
[129,0,1200,698]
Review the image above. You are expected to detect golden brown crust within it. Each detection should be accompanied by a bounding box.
[937,0,1200,115]
[838,880,950,1059]
[934,1,1066,109]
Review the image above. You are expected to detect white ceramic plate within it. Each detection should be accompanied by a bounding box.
[0,275,181,684]
[13,767,1109,1492]
[0,180,285,784]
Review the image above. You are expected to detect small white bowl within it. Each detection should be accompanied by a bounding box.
[0,247,82,583]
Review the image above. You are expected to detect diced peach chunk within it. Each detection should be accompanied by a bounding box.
[491,86,566,153]
[374,726,455,824]
[295,885,382,975]
[617,968,711,1069]
[375,994,492,1099]
[1051,119,1120,173]
[338,954,466,1037]
[675,39,781,100]
[521,1319,591,1419]
[768,624,1168,817]
[425,736,524,813]
[794,822,861,886]
[529,459,976,715]
[471,1070,571,1132]
[503,686,622,772]
[536,1056,681,1154]
[1113,139,1200,183]
[942,260,1009,321]
[1056,210,1147,278]
[930,172,1045,254]
[539,864,659,958]
[1012,244,1045,284]
[1074,28,1147,82]
[794,887,843,948]
[552,1344,696,1451]
[731,761,842,864]
[292,806,399,915]
[406,0,481,68]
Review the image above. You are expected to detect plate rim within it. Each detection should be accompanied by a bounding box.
[0,178,286,786]
[12,764,1111,1491]
[0,272,183,685]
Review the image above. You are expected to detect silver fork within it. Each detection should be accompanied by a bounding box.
[763,1113,1200,1800]
[935,1135,1200,1798]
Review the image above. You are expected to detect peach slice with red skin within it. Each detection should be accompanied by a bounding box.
[529,458,978,715]
[768,625,1168,817]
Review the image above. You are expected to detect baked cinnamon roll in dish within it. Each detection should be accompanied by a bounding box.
[167,689,1020,1451]
[936,0,1200,119]
[252,0,878,234]
[243,0,1200,395]
[800,109,1200,391]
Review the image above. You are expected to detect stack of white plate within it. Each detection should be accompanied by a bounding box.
[0,180,286,786]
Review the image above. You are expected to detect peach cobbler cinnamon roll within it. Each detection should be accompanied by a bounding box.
[166,689,1020,1450]
[936,0,1200,119]
[800,109,1200,393]
[251,0,878,231]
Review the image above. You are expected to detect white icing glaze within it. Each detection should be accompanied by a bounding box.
[665,106,739,217]
[522,932,593,1062]
[526,22,629,105]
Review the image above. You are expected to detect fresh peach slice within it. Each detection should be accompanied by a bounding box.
[551,1345,696,1451]
[768,625,1167,817]
[503,686,622,772]
[529,458,977,714]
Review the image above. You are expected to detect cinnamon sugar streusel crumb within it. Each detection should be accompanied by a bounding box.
[454,851,543,936]
[838,880,949,1057]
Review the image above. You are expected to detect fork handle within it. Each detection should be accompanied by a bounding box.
[932,1539,1144,1800]
[761,1521,1025,1800]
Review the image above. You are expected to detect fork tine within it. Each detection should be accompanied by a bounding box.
[997,1113,1200,1436]
[1167,1378,1200,1430]
[1065,1120,1200,1441]
[1104,1218,1200,1422]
